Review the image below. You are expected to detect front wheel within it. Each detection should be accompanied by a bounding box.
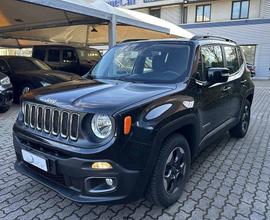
[229,99,251,138]
[147,134,191,207]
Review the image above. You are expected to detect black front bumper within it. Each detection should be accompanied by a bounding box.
[13,132,141,204]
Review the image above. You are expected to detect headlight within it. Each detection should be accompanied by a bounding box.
[0,76,10,85]
[91,114,113,139]
[40,81,51,87]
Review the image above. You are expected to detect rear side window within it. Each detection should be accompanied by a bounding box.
[224,46,239,74]
[200,45,224,77]
[63,49,77,62]
[48,49,60,62]
[33,48,46,61]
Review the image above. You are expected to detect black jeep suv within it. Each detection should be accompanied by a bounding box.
[13,36,254,207]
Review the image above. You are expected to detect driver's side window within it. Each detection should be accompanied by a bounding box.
[0,60,10,74]
[198,45,224,81]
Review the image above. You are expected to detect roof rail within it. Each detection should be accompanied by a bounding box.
[119,39,147,44]
[191,35,236,43]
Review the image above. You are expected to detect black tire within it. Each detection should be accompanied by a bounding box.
[0,106,10,113]
[147,134,191,207]
[14,83,33,104]
[229,99,251,138]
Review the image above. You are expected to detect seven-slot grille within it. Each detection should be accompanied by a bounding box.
[23,102,80,141]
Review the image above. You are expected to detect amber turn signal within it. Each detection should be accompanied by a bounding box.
[124,116,132,135]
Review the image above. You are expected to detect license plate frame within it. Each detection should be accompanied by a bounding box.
[21,149,48,172]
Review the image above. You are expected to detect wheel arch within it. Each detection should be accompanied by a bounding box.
[153,114,200,160]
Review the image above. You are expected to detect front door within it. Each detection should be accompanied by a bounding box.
[194,45,232,138]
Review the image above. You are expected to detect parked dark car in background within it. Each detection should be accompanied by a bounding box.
[247,63,256,77]
[32,45,102,76]
[0,56,81,103]
[0,72,13,113]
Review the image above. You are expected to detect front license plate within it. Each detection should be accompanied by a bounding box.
[21,149,48,172]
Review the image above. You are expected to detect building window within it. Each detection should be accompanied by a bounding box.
[241,45,256,65]
[106,0,136,7]
[196,5,211,22]
[182,6,188,24]
[149,8,161,18]
[231,1,250,20]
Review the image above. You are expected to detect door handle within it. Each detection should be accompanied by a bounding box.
[222,86,232,92]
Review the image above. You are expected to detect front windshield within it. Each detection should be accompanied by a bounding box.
[76,49,101,62]
[90,42,191,83]
[8,57,52,72]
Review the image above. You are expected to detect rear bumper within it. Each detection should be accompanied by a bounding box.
[13,133,142,204]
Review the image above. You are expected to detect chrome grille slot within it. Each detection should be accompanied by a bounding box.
[30,105,36,128]
[44,108,52,133]
[60,112,69,138]
[70,113,80,141]
[22,102,80,141]
[36,106,43,131]
[52,110,60,136]
[24,103,30,126]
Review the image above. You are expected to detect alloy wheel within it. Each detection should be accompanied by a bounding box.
[163,147,186,194]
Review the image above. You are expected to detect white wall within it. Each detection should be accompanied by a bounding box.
[261,0,270,18]
[161,5,181,25]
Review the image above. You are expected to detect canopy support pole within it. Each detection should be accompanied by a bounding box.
[109,15,116,49]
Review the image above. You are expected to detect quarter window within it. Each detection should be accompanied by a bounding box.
[232,1,249,20]
[224,46,239,74]
[200,45,224,78]
[241,45,256,65]
[196,5,211,22]
[48,49,60,62]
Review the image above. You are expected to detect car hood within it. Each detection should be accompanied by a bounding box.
[24,79,176,114]
[16,70,81,82]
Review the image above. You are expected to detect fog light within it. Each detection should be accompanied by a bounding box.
[91,162,112,169]
[105,178,114,186]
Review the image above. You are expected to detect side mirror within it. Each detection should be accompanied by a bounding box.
[207,67,230,84]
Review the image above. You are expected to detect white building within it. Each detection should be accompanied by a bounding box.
[107,0,270,79]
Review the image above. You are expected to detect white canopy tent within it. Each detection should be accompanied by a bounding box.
[0,0,194,48]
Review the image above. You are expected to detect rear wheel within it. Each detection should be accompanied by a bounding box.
[147,134,191,207]
[229,99,251,138]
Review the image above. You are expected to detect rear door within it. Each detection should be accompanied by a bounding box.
[223,45,243,119]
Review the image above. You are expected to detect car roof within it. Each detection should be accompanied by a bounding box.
[119,36,237,47]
